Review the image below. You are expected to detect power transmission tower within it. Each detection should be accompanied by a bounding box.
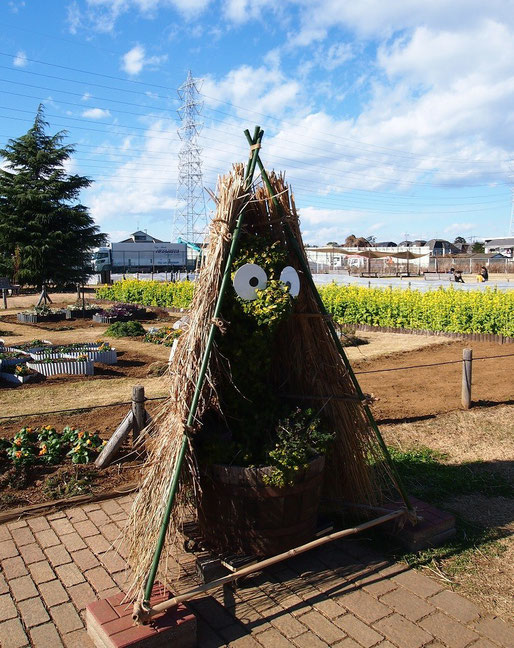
[172,71,207,258]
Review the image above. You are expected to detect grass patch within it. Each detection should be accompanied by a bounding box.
[389,446,513,502]
[43,465,97,499]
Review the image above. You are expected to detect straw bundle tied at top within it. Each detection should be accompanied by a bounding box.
[125,165,247,599]
[124,163,393,600]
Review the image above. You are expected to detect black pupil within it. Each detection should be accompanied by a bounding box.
[249,276,259,287]
[285,281,291,288]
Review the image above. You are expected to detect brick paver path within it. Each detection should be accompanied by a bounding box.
[0,496,513,648]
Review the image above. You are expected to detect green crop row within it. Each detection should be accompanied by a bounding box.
[319,284,514,337]
[96,279,195,309]
[96,280,514,337]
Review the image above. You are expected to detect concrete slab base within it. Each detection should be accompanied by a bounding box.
[86,583,197,648]
[383,496,456,551]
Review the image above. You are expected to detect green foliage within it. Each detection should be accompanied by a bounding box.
[104,320,146,338]
[0,105,106,287]
[319,283,514,337]
[96,278,194,309]
[263,409,335,487]
[237,280,293,329]
[2,425,105,468]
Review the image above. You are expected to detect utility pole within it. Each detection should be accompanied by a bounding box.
[171,71,207,266]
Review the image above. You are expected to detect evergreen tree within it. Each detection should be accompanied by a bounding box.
[0,105,106,287]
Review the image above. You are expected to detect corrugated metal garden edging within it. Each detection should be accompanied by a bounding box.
[342,324,514,344]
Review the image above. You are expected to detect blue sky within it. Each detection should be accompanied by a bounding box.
[1,0,513,245]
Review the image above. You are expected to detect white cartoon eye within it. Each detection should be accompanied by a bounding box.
[233,263,268,300]
[280,266,300,297]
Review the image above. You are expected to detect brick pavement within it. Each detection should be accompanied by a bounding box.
[0,497,513,648]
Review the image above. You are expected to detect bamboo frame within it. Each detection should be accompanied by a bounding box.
[245,135,413,514]
[141,127,264,604]
[133,508,406,623]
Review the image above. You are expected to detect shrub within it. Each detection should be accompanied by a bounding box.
[105,320,146,338]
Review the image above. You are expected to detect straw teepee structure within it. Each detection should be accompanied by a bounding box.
[125,134,408,602]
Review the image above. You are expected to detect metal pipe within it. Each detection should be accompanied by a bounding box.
[142,127,264,603]
[135,508,406,623]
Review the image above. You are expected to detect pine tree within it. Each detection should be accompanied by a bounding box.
[0,105,106,287]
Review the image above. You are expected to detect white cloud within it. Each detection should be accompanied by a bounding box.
[72,0,211,33]
[82,108,112,119]
[444,222,476,234]
[121,45,168,76]
[13,51,27,68]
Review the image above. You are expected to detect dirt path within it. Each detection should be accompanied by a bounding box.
[354,339,514,422]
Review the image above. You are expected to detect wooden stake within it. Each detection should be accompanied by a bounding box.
[132,385,145,443]
[462,348,472,409]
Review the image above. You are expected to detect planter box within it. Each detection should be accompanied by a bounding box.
[27,358,94,376]
[198,455,325,556]
[92,313,128,324]
[29,349,65,361]
[17,312,65,324]
[65,308,101,320]
[0,354,30,369]
[0,371,38,384]
[65,348,117,364]
[11,341,52,355]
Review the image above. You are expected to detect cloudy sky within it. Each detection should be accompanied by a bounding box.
[1,0,513,245]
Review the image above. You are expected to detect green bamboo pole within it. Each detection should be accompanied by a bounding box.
[244,135,413,512]
[142,127,264,604]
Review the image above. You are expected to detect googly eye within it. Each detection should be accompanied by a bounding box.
[233,263,268,300]
[279,266,300,297]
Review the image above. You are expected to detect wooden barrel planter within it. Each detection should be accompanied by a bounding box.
[198,455,325,556]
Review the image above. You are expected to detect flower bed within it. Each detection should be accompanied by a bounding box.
[96,278,194,309]
[27,356,94,376]
[17,307,66,323]
[93,302,146,324]
[0,351,31,368]
[143,326,182,347]
[0,364,39,384]
[65,304,101,320]
[11,339,52,354]
[29,343,115,364]
[0,425,106,467]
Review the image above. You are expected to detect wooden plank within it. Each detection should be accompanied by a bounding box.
[0,482,138,524]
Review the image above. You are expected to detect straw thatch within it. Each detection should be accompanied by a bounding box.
[125,163,394,600]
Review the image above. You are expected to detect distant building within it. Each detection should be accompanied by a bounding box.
[484,237,514,258]
[374,241,397,247]
[425,239,461,255]
[119,230,164,244]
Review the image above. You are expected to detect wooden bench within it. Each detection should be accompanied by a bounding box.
[423,273,452,281]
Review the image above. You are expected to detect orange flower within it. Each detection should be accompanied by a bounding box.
[15,451,22,458]
[14,438,22,447]
[39,445,47,456]
[78,431,84,439]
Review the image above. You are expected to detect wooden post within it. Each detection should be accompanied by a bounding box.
[132,385,145,442]
[462,348,472,409]
[95,411,134,468]
[2,289,6,309]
